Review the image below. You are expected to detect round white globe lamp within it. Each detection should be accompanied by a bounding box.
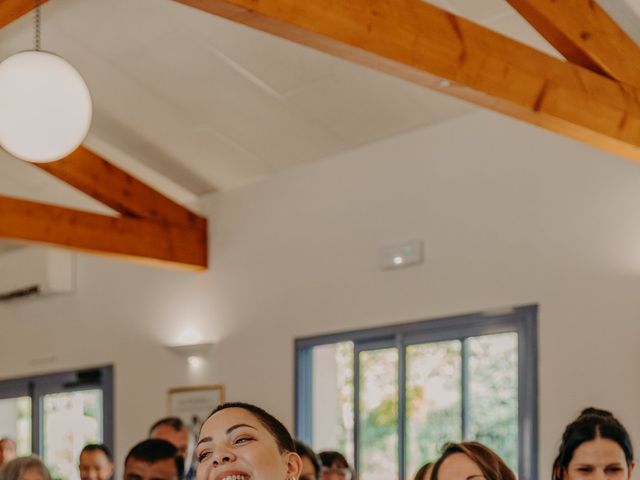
[0,50,92,163]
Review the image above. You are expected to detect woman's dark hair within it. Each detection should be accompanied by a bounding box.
[295,440,321,478]
[318,450,350,469]
[552,407,634,480]
[413,461,433,480]
[431,442,515,480]
[205,402,295,453]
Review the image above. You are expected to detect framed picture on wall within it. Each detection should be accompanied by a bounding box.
[167,384,225,434]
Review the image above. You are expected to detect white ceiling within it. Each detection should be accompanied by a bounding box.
[0,0,636,216]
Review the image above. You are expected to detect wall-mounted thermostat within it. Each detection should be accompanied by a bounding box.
[380,239,423,270]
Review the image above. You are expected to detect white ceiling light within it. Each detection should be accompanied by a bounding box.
[0,6,91,163]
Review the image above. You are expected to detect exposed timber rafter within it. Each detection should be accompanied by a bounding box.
[173,0,640,162]
[0,147,208,270]
[0,194,207,271]
[36,146,206,230]
[505,0,640,86]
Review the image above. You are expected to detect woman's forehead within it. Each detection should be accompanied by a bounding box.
[442,453,481,471]
[572,438,626,462]
[203,407,261,431]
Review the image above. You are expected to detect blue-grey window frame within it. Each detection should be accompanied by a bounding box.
[295,305,538,480]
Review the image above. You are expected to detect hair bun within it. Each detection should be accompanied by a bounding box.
[579,407,614,419]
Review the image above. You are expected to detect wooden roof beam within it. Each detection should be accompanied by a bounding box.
[506,0,640,86]
[173,0,640,162]
[0,194,208,271]
[36,146,206,230]
[0,0,47,29]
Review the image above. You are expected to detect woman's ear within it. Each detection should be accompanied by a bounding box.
[285,452,303,479]
[627,461,635,479]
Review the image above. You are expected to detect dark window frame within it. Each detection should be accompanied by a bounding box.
[0,365,114,461]
[295,305,538,480]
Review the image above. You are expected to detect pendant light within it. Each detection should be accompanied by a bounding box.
[0,4,92,163]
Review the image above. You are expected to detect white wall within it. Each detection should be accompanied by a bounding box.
[1,109,640,478]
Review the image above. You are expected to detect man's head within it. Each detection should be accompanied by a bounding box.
[124,439,184,480]
[0,438,16,466]
[149,418,189,460]
[79,444,114,480]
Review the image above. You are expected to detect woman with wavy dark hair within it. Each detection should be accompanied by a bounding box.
[552,408,634,480]
[430,442,515,480]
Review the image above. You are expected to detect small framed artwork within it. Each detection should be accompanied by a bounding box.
[167,384,225,433]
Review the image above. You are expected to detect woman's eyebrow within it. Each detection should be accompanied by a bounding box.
[196,436,212,447]
[226,423,258,434]
[195,424,258,447]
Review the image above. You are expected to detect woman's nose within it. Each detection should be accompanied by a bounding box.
[212,448,236,466]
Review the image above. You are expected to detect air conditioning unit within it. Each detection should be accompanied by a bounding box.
[0,247,75,301]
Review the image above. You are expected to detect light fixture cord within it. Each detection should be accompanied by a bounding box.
[34,3,41,51]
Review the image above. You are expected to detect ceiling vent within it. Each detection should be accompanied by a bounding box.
[0,247,75,302]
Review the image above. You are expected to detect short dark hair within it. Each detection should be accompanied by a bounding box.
[125,439,184,479]
[295,440,321,478]
[149,417,186,435]
[81,444,113,462]
[318,451,350,469]
[205,402,295,453]
[552,407,634,480]
[431,442,515,480]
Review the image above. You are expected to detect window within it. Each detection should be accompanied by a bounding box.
[0,366,113,480]
[296,306,537,480]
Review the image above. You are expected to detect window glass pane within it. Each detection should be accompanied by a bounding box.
[359,348,398,480]
[0,397,31,455]
[42,390,103,480]
[406,341,462,479]
[468,333,518,472]
[312,342,354,465]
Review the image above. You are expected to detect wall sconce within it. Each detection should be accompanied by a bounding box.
[166,342,214,368]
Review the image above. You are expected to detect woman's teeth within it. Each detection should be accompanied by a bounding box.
[222,476,247,480]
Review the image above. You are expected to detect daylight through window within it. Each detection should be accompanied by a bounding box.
[296,306,537,480]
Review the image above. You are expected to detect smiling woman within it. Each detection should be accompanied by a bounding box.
[195,402,302,480]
